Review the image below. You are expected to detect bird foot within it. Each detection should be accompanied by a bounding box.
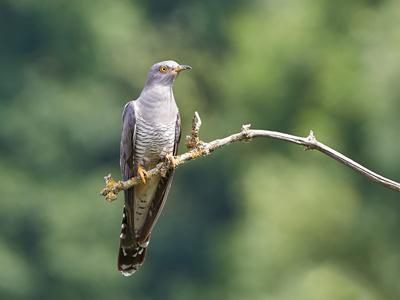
[160,154,176,177]
[165,153,176,168]
[137,165,148,184]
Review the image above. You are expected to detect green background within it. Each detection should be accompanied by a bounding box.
[1,0,400,299]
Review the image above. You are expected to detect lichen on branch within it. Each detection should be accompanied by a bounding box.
[100,112,400,202]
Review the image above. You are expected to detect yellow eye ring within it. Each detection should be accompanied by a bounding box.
[159,66,168,73]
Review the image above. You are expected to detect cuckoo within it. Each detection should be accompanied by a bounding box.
[118,60,191,276]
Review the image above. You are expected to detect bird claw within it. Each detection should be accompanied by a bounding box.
[160,154,176,177]
[165,153,176,168]
[137,165,148,184]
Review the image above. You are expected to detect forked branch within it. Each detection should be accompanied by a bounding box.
[100,111,400,201]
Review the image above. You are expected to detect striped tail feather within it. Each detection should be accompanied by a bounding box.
[117,205,150,276]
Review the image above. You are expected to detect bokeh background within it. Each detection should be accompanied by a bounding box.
[1,0,400,299]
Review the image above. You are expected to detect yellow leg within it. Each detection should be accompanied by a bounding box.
[137,165,148,184]
[165,153,176,168]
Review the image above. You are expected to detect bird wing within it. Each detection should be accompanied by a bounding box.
[120,101,137,226]
[136,111,181,244]
[120,101,136,182]
[118,101,142,274]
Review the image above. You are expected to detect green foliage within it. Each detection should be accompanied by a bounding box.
[1,0,399,299]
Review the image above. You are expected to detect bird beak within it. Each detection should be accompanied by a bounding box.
[172,65,192,73]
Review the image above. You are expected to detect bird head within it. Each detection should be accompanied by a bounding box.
[144,60,192,87]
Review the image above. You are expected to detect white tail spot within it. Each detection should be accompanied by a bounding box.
[138,240,149,248]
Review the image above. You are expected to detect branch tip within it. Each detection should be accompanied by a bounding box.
[186,111,203,149]
[193,111,202,127]
[106,192,117,202]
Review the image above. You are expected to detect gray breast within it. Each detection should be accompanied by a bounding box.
[134,113,176,168]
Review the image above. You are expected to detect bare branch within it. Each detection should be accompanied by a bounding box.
[100,112,400,201]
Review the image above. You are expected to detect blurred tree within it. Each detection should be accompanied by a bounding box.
[1,0,399,299]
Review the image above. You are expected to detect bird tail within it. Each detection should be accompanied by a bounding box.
[117,205,150,276]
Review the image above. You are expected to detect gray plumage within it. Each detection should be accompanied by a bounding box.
[118,60,191,276]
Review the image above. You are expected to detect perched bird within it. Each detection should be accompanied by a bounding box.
[118,60,191,276]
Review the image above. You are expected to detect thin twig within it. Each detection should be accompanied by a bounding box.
[100,112,400,201]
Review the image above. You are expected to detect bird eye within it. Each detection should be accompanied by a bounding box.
[159,66,168,73]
